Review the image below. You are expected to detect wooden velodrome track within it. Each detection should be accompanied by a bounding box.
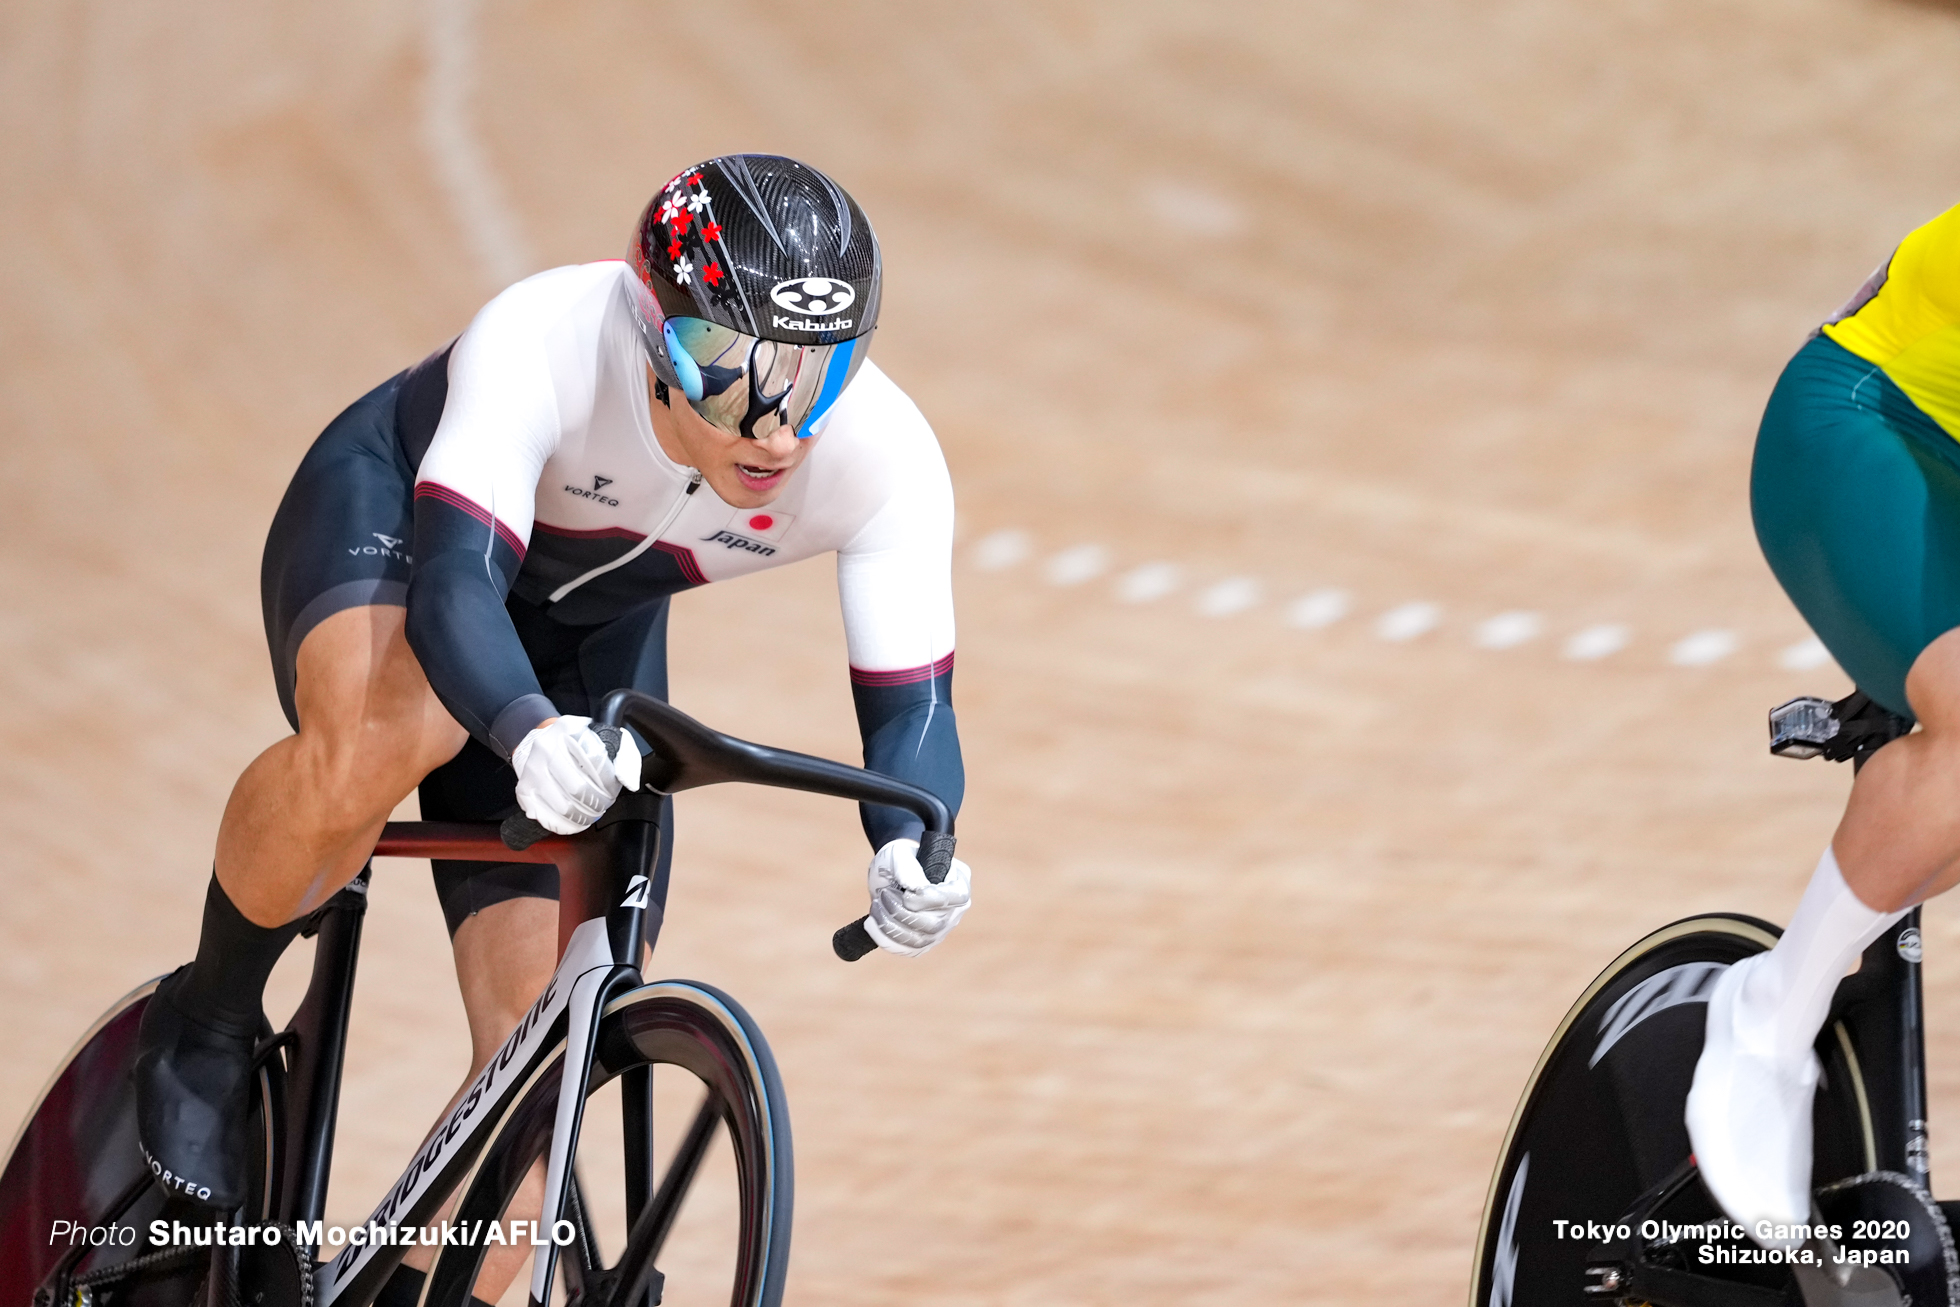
[9,1,1960,1302]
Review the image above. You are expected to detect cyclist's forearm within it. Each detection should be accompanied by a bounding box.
[854,687,964,846]
[406,554,551,757]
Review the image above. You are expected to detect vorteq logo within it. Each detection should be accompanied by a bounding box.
[348,533,410,563]
[768,278,855,317]
[564,475,620,508]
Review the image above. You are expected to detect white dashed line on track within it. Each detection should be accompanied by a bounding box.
[1141,179,1247,237]
[1045,544,1110,586]
[972,529,1033,571]
[1562,624,1632,662]
[965,530,1834,676]
[1117,562,1180,604]
[1474,611,1543,650]
[1376,602,1443,643]
[1669,629,1740,667]
[1197,577,1262,618]
[1286,590,1352,629]
[1779,637,1832,671]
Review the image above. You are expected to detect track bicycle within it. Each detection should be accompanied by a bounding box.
[1471,690,1960,1307]
[0,689,953,1307]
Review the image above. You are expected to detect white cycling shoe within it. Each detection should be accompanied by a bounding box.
[1684,954,1819,1251]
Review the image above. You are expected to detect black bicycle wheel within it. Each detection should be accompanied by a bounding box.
[428,981,792,1307]
[0,980,283,1306]
[1469,915,1875,1307]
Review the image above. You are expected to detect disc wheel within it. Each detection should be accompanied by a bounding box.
[0,981,282,1307]
[1469,915,1875,1307]
[429,981,792,1307]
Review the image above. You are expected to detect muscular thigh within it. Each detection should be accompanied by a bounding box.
[290,605,466,778]
[264,372,421,728]
[266,371,466,789]
[1752,334,1960,717]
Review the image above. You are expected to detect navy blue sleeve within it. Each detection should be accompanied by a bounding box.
[407,486,556,758]
[852,655,964,848]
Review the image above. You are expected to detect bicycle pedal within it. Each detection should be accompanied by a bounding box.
[1771,696,1841,759]
[1769,691,1913,765]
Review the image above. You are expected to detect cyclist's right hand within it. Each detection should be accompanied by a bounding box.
[863,838,971,956]
[512,715,642,834]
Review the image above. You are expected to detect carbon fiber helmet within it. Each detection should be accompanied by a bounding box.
[627,155,881,439]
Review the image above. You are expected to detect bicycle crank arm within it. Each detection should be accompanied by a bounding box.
[1583,1161,1785,1307]
[1791,1236,1904,1307]
[1583,1160,1903,1307]
[1589,1240,1901,1307]
[1586,1258,1788,1307]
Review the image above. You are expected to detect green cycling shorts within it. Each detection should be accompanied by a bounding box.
[1753,333,1960,718]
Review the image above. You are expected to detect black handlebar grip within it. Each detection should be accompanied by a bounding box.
[833,917,879,962]
[833,834,959,960]
[500,723,628,851]
[593,724,624,761]
[919,831,957,885]
[501,813,549,851]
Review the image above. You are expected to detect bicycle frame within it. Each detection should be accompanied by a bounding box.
[257,689,952,1307]
[309,815,644,1307]
[1835,911,1930,1186]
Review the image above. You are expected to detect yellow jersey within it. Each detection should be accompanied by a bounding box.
[1823,202,1960,439]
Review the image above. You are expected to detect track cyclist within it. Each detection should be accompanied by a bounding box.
[130,154,971,1298]
[1687,202,1960,1246]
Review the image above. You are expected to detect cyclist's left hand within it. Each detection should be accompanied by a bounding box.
[863,838,971,956]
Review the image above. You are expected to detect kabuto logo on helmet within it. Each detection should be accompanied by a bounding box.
[769,277,856,317]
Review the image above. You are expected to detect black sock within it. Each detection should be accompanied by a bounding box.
[171,874,303,1035]
[374,1265,425,1307]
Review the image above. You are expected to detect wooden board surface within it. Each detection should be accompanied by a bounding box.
[6,2,1960,1301]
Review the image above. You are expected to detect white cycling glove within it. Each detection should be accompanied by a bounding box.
[511,716,643,835]
[863,838,972,957]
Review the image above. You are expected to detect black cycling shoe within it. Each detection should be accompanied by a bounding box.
[131,966,256,1208]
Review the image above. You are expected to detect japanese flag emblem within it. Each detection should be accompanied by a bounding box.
[729,509,795,544]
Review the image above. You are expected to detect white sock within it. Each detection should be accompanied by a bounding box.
[1738,846,1906,1059]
